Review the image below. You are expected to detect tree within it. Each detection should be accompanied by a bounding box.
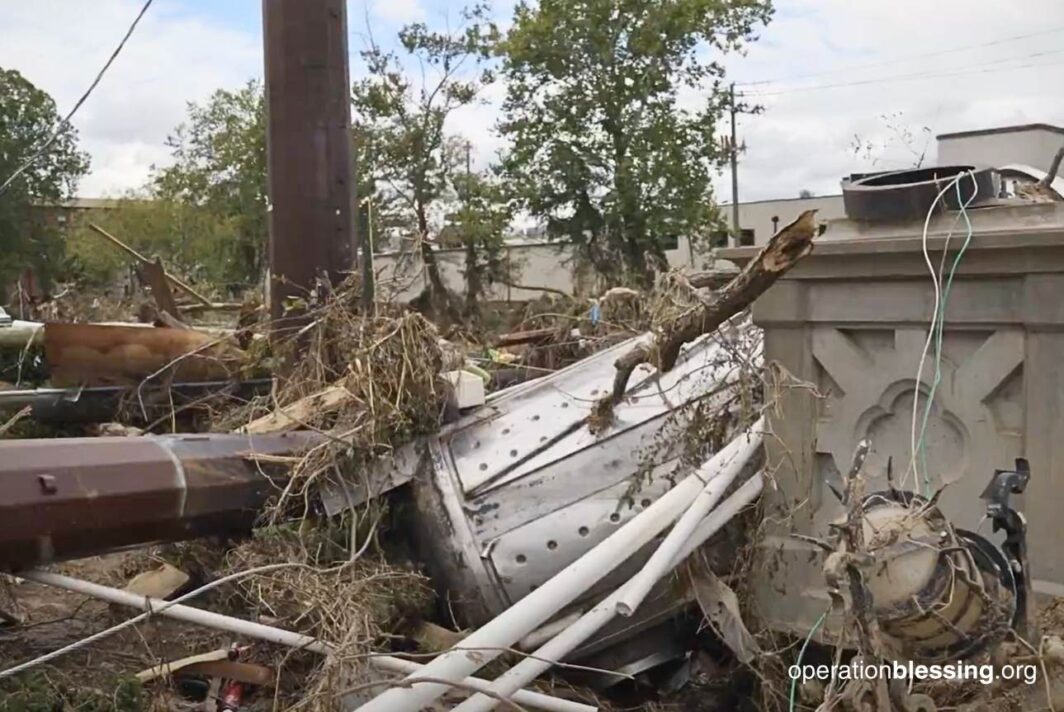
[0,68,89,291]
[449,170,512,315]
[499,0,772,285]
[152,81,267,288]
[352,4,499,320]
[64,195,247,292]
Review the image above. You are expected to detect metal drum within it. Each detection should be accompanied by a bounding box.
[861,492,1016,663]
[406,325,761,676]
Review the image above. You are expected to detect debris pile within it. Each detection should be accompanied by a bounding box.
[3,205,1062,712]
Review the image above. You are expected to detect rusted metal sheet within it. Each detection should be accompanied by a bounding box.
[0,432,320,570]
[44,323,244,387]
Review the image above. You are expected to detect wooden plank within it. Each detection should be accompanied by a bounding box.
[123,563,189,600]
[238,384,352,434]
[181,660,274,687]
[88,223,212,307]
[137,257,181,320]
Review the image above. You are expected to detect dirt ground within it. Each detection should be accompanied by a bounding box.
[1,551,234,710]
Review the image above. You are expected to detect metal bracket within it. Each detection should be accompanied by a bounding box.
[980,458,1032,636]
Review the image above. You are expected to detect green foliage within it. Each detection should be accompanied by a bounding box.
[498,0,771,284]
[64,196,245,291]
[352,3,499,315]
[152,80,267,288]
[353,4,498,228]
[0,67,89,291]
[0,671,145,712]
[448,171,513,312]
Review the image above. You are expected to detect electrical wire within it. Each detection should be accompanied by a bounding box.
[0,0,154,199]
[789,609,829,712]
[738,23,1064,87]
[737,52,1064,98]
[904,170,976,495]
[914,172,979,493]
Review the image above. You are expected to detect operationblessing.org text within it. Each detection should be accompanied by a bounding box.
[788,660,1039,686]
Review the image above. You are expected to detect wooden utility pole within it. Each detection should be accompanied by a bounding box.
[725,84,761,248]
[729,83,741,248]
[262,0,356,330]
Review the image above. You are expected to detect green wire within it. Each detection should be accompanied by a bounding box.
[915,175,977,496]
[789,609,829,712]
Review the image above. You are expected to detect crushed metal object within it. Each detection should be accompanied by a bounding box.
[859,490,1017,662]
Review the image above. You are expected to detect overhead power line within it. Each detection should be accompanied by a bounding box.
[0,0,154,198]
[737,23,1064,87]
[737,49,1064,98]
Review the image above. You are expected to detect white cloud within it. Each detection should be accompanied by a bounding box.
[3,0,1063,203]
[0,0,261,196]
[368,0,424,25]
[714,0,1064,201]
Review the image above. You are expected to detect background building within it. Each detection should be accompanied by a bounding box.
[306,122,1064,301]
[723,122,1064,246]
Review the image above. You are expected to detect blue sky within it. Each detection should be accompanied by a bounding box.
[2,1,1063,201]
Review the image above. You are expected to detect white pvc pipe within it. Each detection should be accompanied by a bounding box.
[452,472,766,712]
[615,457,742,617]
[519,610,584,651]
[0,320,43,348]
[20,570,594,712]
[356,419,764,712]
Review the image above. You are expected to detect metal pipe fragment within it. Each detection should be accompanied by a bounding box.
[0,432,320,570]
[20,571,594,712]
[355,419,764,712]
[453,472,766,712]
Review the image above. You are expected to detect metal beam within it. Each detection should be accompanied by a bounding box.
[0,379,273,424]
[262,0,355,330]
[0,432,320,570]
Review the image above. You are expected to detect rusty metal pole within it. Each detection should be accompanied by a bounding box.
[262,0,355,333]
[0,432,321,571]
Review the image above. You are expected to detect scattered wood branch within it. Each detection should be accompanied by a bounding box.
[155,310,189,330]
[685,269,739,290]
[603,209,818,407]
[238,384,353,434]
[495,327,555,348]
[1041,145,1064,190]
[179,301,247,313]
[88,223,213,307]
[0,406,31,437]
[499,279,570,298]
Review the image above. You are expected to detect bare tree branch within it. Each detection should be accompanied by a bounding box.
[602,209,818,409]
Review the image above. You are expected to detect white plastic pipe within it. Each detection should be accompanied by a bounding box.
[20,570,594,712]
[615,456,743,617]
[453,472,766,712]
[356,419,764,712]
[0,320,43,348]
